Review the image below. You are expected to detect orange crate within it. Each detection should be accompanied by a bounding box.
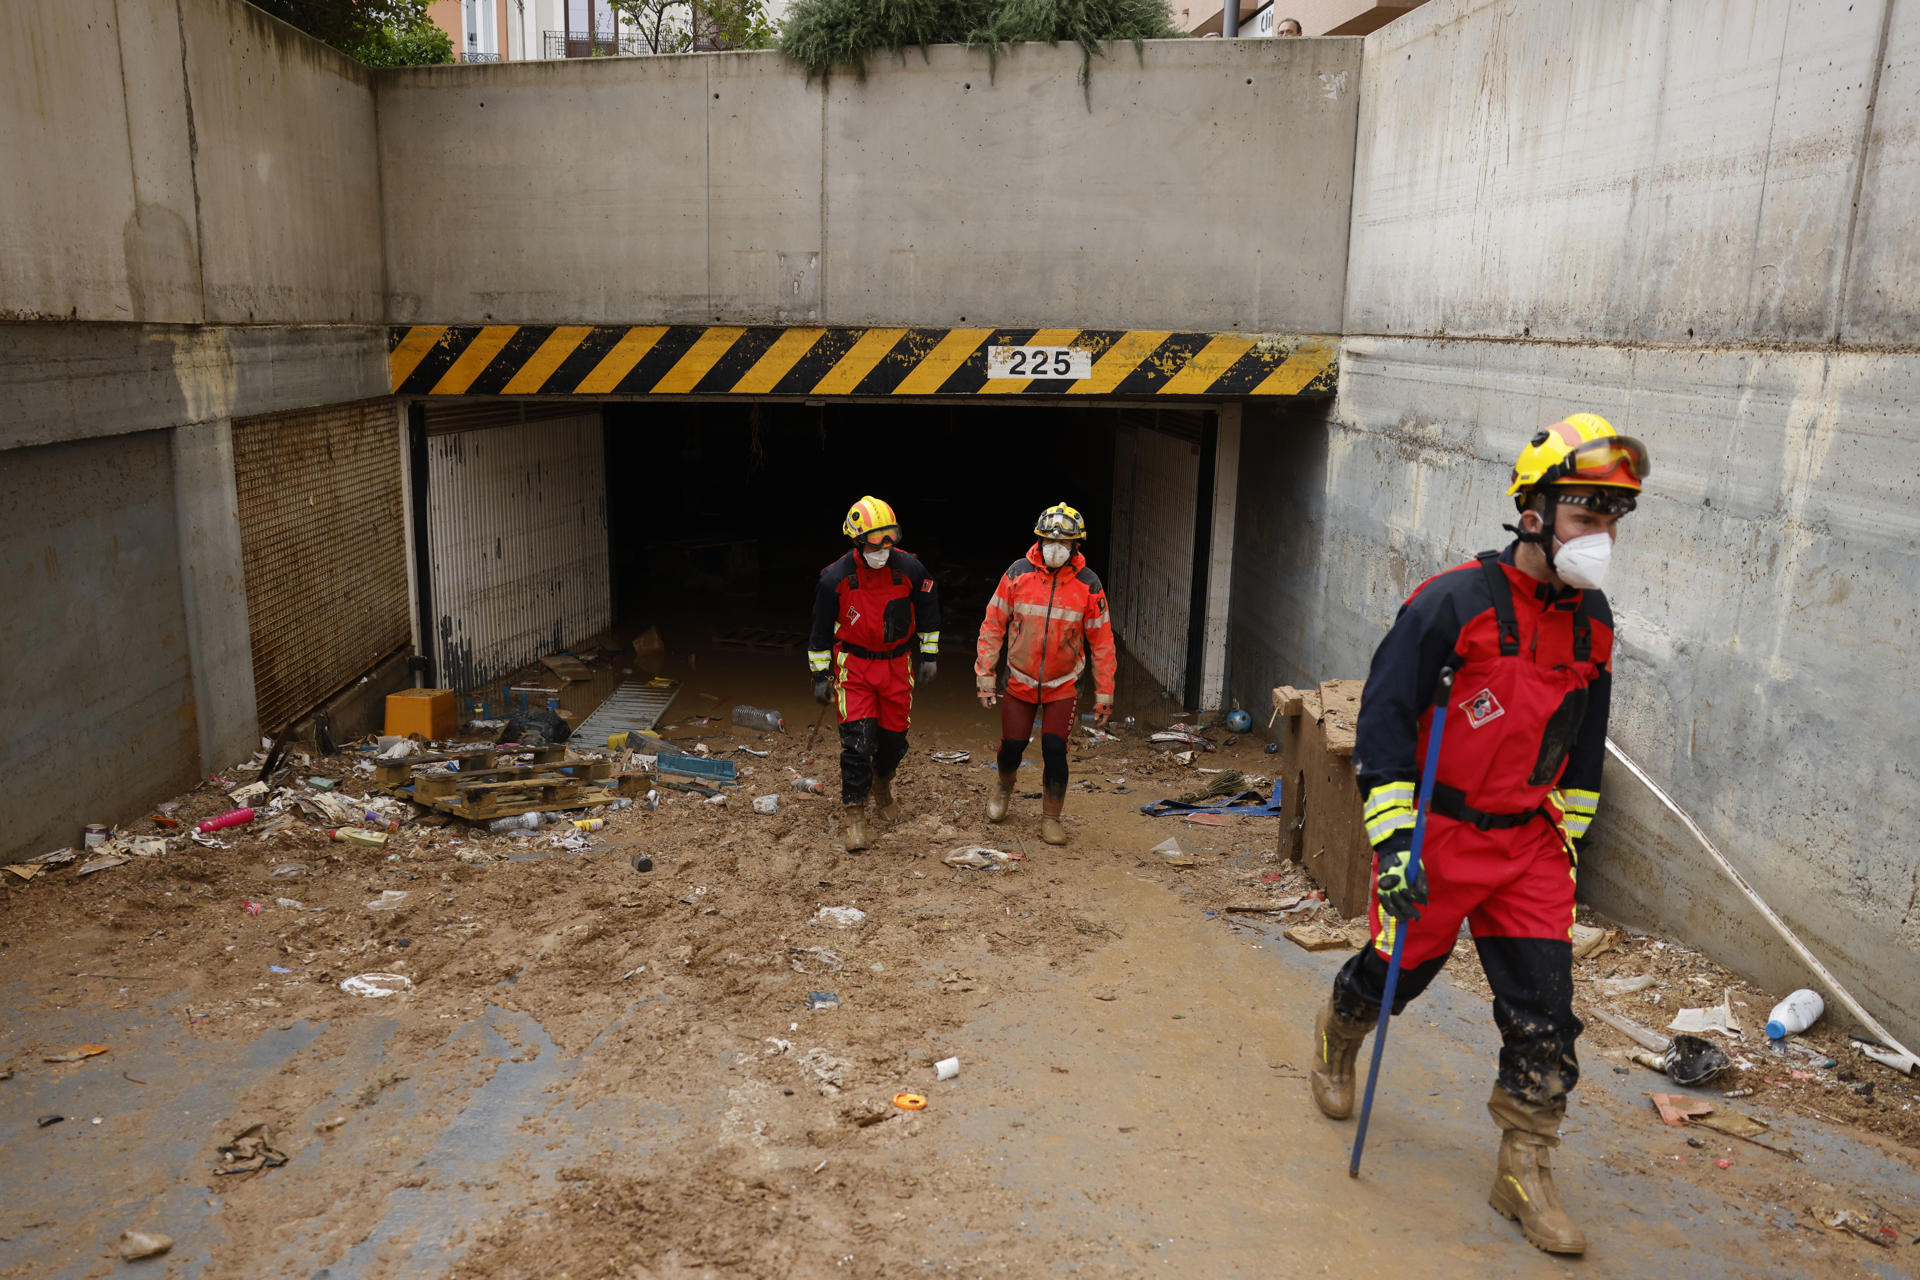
[385,688,455,741]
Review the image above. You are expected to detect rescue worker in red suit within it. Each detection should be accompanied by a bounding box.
[808,497,940,853]
[1308,415,1651,1256]
[974,503,1118,846]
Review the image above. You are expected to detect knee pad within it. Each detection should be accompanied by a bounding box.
[875,728,909,776]
[838,718,877,758]
[1040,732,1069,785]
[997,738,1028,772]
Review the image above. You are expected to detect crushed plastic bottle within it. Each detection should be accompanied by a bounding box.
[362,811,400,833]
[487,812,546,834]
[731,706,785,733]
[329,827,387,848]
[790,776,826,794]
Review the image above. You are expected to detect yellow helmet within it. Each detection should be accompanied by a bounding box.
[1507,413,1650,509]
[842,495,900,543]
[1034,502,1087,540]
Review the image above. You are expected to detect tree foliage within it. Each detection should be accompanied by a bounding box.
[609,0,776,54]
[249,0,455,66]
[777,0,1178,91]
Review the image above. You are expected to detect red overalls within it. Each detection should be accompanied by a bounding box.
[808,549,940,803]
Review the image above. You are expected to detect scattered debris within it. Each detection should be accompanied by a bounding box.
[812,906,867,929]
[1669,989,1741,1037]
[1665,1034,1732,1086]
[943,846,1021,871]
[806,991,841,1010]
[752,794,780,814]
[1150,836,1196,867]
[892,1092,927,1111]
[1589,1007,1671,1052]
[42,1045,109,1064]
[338,973,412,998]
[930,750,971,763]
[797,1048,849,1093]
[36,1115,64,1128]
[364,890,409,910]
[935,1056,960,1081]
[215,1123,288,1176]
[1595,974,1656,997]
[1283,923,1352,953]
[1570,922,1616,959]
[1650,1093,1714,1126]
[75,853,129,877]
[118,1230,173,1261]
[790,947,843,975]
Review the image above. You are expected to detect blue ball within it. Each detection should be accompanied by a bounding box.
[1226,709,1252,733]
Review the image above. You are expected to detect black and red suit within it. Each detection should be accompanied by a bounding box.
[808,549,941,804]
[1333,545,1612,1106]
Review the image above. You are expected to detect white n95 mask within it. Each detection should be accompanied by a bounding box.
[1553,532,1612,590]
[862,548,890,570]
[1041,542,1072,569]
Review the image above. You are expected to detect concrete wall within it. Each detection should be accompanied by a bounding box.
[0,0,382,325]
[377,39,1363,331]
[1305,0,1920,1048]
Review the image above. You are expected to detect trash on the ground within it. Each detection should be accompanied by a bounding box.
[361,811,400,833]
[339,972,412,998]
[705,792,729,806]
[1669,989,1740,1037]
[4,864,43,882]
[216,1122,289,1175]
[790,946,843,974]
[29,848,79,868]
[735,746,771,757]
[1664,1033,1732,1085]
[269,964,293,974]
[1651,1093,1715,1126]
[242,900,263,916]
[306,776,338,791]
[1083,726,1119,743]
[1764,988,1824,1039]
[315,1115,347,1132]
[944,846,1019,871]
[195,808,256,835]
[1812,1205,1904,1248]
[935,1056,960,1081]
[798,1048,849,1093]
[1627,1048,1667,1073]
[813,906,867,928]
[1570,922,1617,959]
[931,750,971,763]
[752,794,780,814]
[294,792,361,826]
[488,812,546,833]
[1693,1108,1770,1138]
[36,1114,64,1127]
[630,852,654,873]
[1283,923,1353,952]
[365,890,408,910]
[377,736,420,760]
[42,1045,109,1064]
[807,991,841,1010]
[1715,1157,1732,1170]
[790,775,827,794]
[1853,1039,1919,1075]
[731,705,784,732]
[1172,750,1196,766]
[1150,836,1197,867]
[82,823,111,847]
[118,1229,173,1260]
[1595,974,1656,997]
[1590,1007,1672,1052]
[330,827,388,848]
[572,817,606,831]
[269,861,315,878]
[229,781,269,806]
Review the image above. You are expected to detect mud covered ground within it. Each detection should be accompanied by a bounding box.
[2,637,1916,1278]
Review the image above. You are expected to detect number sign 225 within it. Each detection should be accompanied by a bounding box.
[986,346,1093,381]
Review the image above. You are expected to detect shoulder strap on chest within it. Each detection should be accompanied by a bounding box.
[1571,592,1592,663]
[1475,551,1521,657]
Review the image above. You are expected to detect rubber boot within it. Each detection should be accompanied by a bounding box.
[1308,996,1374,1120]
[1040,793,1068,846]
[841,804,871,853]
[1487,1087,1587,1255]
[986,769,1017,823]
[871,773,901,825]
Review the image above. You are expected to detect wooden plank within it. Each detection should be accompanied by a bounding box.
[1272,685,1305,716]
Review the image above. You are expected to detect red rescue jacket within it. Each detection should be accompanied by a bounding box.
[974,544,1118,706]
[807,549,941,674]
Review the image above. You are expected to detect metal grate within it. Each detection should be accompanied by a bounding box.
[572,678,682,745]
[233,399,411,733]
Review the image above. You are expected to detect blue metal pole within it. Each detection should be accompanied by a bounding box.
[1349,668,1454,1178]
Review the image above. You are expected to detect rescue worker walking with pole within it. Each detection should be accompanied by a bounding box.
[808,497,941,853]
[974,503,1118,846]
[1308,415,1651,1255]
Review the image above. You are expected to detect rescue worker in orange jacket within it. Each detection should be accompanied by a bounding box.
[808,497,940,852]
[974,503,1118,846]
[1308,415,1650,1256]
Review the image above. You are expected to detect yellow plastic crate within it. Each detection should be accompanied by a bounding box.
[385,688,455,741]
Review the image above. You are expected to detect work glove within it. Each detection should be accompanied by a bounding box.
[1373,831,1428,922]
[812,675,832,706]
[917,659,937,686]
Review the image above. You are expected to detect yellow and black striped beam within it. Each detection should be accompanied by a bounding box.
[388,324,1337,399]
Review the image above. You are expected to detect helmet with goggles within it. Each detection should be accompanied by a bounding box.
[1034,502,1087,541]
[1508,414,1649,515]
[843,495,900,547]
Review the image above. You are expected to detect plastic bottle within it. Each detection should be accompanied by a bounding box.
[362,811,400,833]
[329,827,387,848]
[1766,989,1824,1039]
[732,706,785,732]
[487,812,545,834]
[197,808,256,834]
[572,817,606,831]
[790,776,826,794]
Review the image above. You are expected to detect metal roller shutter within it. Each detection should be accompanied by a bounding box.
[425,410,610,693]
[1108,409,1208,698]
[233,399,411,734]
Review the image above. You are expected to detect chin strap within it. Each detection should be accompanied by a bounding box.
[1505,490,1561,574]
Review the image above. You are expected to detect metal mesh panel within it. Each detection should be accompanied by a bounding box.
[233,399,410,733]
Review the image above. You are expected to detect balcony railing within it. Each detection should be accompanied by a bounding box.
[462,51,502,62]
[543,29,645,58]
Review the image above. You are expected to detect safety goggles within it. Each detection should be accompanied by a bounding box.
[1556,490,1637,517]
[1544,436,1650,489]
[857,530,900,550]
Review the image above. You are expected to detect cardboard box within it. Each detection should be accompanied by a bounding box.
[385,688,455,741]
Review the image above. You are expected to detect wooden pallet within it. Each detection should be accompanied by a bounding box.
[712,626,805,652]
[375,746,618,821]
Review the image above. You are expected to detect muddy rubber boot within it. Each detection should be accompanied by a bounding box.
[986,769,1017,823]
[1040,794,1068,846]
[841,804,871,853]
[1487,1087,1587,1255]
[1308,996,1374,1120]
[871,773,902,825]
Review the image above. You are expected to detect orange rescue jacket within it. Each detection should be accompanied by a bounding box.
[974,544,1118,706]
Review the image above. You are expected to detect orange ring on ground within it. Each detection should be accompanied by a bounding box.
[893,1092,927,1110]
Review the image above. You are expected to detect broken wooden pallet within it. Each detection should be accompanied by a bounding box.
[372,744,565,792]
[540,652,595,682]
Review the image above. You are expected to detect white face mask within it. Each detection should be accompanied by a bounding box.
[1040,541,1072,569]
[1552,531,1612,590]
[861,547,890,570]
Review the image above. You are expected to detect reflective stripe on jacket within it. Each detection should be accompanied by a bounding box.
[974,544,1118,706]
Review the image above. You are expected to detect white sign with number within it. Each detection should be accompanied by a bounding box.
[987,345,1092,381]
